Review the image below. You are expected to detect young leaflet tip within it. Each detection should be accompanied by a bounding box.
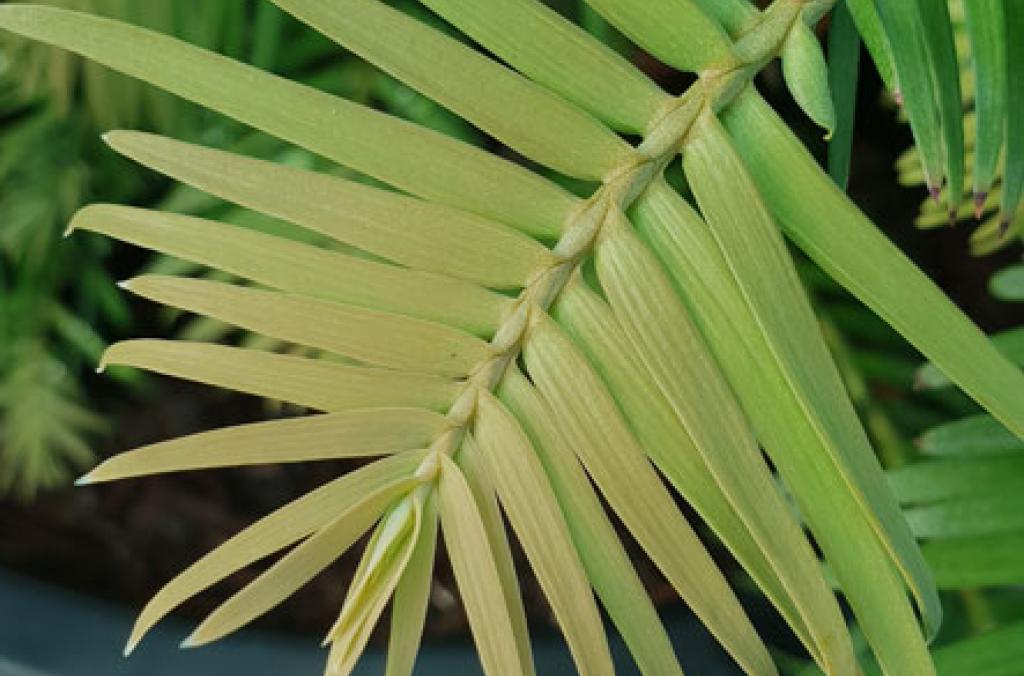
[974,192,989,221]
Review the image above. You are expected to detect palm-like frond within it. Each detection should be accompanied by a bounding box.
[4,1,1024,674]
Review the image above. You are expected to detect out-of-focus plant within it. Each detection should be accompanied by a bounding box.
[2,0,1024,674]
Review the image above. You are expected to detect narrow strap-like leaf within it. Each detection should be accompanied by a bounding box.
[437,453,529,676]
[456,437,536,676]
[1002,0,1024,224]
[522,312,775,676]
[104,132,556,290]
[0,5,576,237]
[685,111,938,664]
[962,0,1006,202]
[474,390,614,676]
[270,0,635,181]
[846,0,897,95]
[923,532,1024,589]
[918,0,966,211]
[889,455,1024,505]
[723,87,1024,472]
[874,0,946,195]
[101,340,460,413]
[590,214,852,674]
[183,480,404,647]
[122,276,492,378]
[385,491,438,676]
[125,450,425,653]
[582,0,738,73]
[416,0,670,134]
[71,204,510,335]
[905,491,1024,539]
[80,409,446,483]
[826,0,860,189]
[498,368,683,676]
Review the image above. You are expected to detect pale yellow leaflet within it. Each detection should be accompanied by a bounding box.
[104,132,559,289]
[101,340,461,413]
[498,367,683,676]
[522,311,776,676]
[126,450,426,654]
[71,204,510,335]
[80,409,447,483]
[474,390,613,676]
[270,0,636,180]
[437,454,529,676]
[122,276,493,378]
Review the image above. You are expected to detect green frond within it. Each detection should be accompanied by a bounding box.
[12,1,1024,673]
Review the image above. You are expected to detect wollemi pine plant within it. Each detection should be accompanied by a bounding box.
[2,1,1023,674]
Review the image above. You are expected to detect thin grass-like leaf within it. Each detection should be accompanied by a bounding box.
[522,311,775,676]
[962,0,1006,203]
[826,0,860,189]
[889,455,1024,504]
[905,491,1024,539]
[918,0,966,212]
[184,480,403,647]
[104,132,556,288]
[125,449,426,653]
[874,0,945,194]
[0,5,576,236]
[80,409,446,483]
[846,0,897,95]
[474,390,613,676]
[70,204,510,335]
[121,276,492,378]
[581,0,738,73]
[270,0,634,181]
[498,367,682,676]
[416,0,669,134]
[1002,0,1024,223]
[101,340,460,414]
[437,453,528,676]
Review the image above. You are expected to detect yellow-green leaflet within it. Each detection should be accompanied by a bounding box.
[498,368,683,676]
[71,204,510,336]
[632,181,938,676]
[781,21,836,137]
[683,111,936,672]
[125,450,425,654]
[104,132,556,289]
[437,453,528,676]
[100,340,460,413]
[582,0,738,73]
[724,84,1024,588]
[270,0,635,181]
[474,390,613,676]
[456,437,535,676]
[326,494,423,674]
[121,276,493,378]
[385,491,438,676]
[522,311,776,676]
[415,0,670,134]
[80,409,446,483]
[184,481,405,647]
[553,271,845,673]
[0,5,576,237]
